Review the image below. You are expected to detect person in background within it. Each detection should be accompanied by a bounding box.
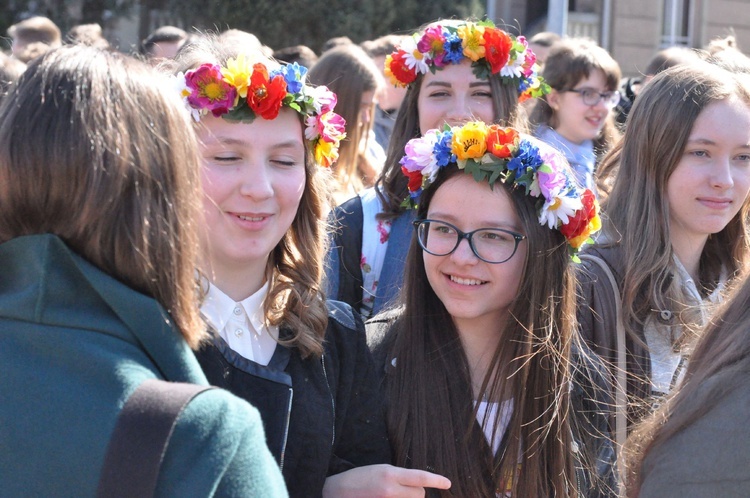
[7,16,62,63]
[0,51,26,103]
[530,37,622,193]
[578,60,750,457]
[169,37,448,497]
[308,43,385,204]
[0,45,286,497]
[527,30,561,66]
[65,23,111,50]
[615,46,703,127]
[369,122,614,497]
[326,19,548,319]
[273,44,318,69]
[361,34,409,151]
[139,25,189,63]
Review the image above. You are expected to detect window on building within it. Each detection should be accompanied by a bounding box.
[662,0,692,46]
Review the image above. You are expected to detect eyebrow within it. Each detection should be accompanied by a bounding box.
[687,138,750,149]
[208,137,304,151]
[423,80,491,88]
[427,212,522,231]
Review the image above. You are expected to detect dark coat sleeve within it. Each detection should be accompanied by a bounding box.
[326,300,392,474]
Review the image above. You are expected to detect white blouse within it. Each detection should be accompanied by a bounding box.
[201,282,279,366]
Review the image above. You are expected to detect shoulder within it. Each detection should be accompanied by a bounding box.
[639,382,750,497]
[364,309,401,372]
[578,244,624,284]
[326,299,364,334]
[159,388,287,497]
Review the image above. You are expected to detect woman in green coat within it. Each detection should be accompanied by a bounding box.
[0,45,286,497]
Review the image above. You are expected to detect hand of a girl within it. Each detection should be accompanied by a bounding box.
[322,464,451,497]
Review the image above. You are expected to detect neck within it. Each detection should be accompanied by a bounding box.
[671,235,707,282]
[454,314,506,399]
[202,256,268,302]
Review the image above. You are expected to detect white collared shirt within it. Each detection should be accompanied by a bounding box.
[201,282,279,366]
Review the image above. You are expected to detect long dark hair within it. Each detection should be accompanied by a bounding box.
[384,164,577,496]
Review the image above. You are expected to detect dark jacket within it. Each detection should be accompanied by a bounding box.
[367,316,617,497]
[325,194,416,318]
[196,299,391,498]
[576,244,654,424]
[0,234,287,497]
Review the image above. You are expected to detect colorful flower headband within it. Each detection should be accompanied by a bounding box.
[173,56,346,168]
[385,20,550,102]
[400,121,601,257]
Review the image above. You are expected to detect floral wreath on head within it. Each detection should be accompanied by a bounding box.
[173,56,346,168]
[385,20,550,103]
[400,121,601,259]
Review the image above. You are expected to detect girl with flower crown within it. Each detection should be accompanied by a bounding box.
[326,19,550,320]
[577,60,750,463]
[168,38,451,497]
[529,38,622,194]
[368,120,615,497]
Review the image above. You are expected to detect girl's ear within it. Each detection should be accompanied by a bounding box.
[546,89,561,111]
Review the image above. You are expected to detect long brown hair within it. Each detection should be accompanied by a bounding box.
[307,43,384,199]
[375,22,529,221]
[0,45,206,348]
[384,164,578,496]
[171,36,332,358]
[600,62,750,345]
[625,271,750,495]
[529,37,621,159]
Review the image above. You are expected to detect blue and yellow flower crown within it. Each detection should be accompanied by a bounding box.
[173,57,346,167]
[385,20,550,102]
[400,121,601,256]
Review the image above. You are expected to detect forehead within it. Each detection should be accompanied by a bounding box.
[420,60,488,87]
[196,109,305,149]
[427,174,521,229]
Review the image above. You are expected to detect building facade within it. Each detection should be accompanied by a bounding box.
[488,0,750,76]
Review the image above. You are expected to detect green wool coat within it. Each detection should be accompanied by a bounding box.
[0,234,287,497]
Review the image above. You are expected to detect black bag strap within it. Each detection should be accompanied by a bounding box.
[332,195,364,309]
[97,379,215,498]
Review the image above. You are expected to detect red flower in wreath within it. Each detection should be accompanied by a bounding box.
[248,63,287,120]
[387,50,418,86]
[401,165,424,193]
[483,28,513,74]
[560,189,597,240]
[486,125,519,159]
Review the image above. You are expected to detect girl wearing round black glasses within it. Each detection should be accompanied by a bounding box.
[530,37,622,194]
[369,121,616,496]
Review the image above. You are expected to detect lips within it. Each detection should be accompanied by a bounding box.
[449,275,487,286]
[236,214,265,222]
[698,197,732,209]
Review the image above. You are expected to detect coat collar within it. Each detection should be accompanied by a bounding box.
[0,234,207,384]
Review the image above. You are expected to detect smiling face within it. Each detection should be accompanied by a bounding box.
[667,96,750,255]
[547,68,612,145]
[423,174,527,332]
[417,59,495,134]
[198,108,307,296]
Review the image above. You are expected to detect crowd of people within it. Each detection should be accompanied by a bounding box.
[2,13,750,498]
